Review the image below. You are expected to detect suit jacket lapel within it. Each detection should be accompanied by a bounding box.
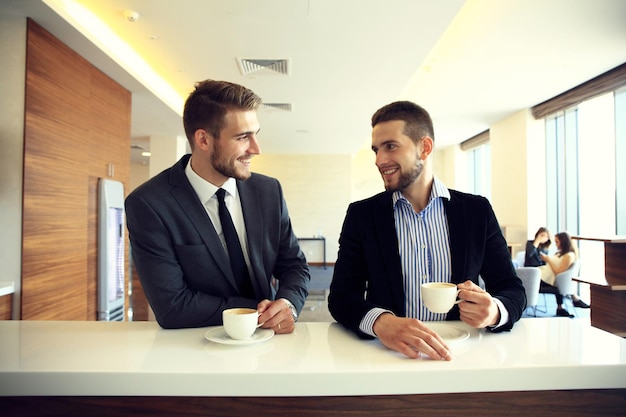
[373,192,406,313]
[237,179,269,299]
[168,156,237,289]
[443,192,467,284]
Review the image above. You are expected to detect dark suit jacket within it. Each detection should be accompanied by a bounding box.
[328,189,525,339]
[125,154,309,329]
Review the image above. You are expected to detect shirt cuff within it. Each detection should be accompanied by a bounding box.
[359,308,394,337]
[490,297,509,329]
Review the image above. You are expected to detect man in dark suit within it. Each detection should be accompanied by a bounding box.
[328,101,525,360]
[126,80,309,331]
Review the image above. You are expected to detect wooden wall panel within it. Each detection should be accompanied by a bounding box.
[605,242,626,286]
[22,19,130,321]
[22,20,90,320]
[0,295,12,320]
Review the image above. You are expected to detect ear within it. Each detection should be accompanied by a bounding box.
[420,136,434,159]
[193,129,213,151]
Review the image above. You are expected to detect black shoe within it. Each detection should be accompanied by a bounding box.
[573,299,590,308]
[556,308,574,318]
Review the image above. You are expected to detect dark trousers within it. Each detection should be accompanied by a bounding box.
[539,281,563,305]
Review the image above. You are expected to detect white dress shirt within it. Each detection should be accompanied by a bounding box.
[184,158,253,277]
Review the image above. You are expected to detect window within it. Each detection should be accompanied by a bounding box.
[535,64,626,239]
[616,87,626,234]
[544,89,626,239]
[461,130,491,200]
[466,143,491,200]
[545,108,579,235]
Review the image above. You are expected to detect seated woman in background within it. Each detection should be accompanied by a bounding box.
[524,227,551,267]
[539,231,590,317]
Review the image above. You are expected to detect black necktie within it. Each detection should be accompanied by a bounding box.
[216,188,254,298]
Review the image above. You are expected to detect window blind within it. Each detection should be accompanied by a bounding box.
[532,62,626,119]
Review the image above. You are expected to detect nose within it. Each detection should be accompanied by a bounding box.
[375,151,386,168]
[248,134,261,155]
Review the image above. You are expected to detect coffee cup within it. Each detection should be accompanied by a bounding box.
[421,282,461,314]
[222,308,260,340]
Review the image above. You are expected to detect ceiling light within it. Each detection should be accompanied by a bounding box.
[123,10,140,23]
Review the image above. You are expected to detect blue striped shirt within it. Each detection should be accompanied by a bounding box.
[395,177,452,321]
[359,177,452,335]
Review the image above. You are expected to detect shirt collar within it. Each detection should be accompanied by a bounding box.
[392,176,451,208]
[185,157,238,204]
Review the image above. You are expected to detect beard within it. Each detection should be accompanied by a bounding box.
[384,157,423,192]
[210,142,251,181]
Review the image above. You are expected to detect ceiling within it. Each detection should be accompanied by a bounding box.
[3,0,626,165]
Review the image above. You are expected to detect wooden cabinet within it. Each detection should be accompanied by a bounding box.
[573,236,626,337]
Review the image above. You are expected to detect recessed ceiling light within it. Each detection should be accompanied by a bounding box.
[123,10,140,22]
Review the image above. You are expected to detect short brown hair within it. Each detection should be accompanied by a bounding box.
[182,80,262,144]
[371,101,435,144]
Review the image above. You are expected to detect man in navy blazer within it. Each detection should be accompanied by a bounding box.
[328,101,525,360]
[126,80,309,331]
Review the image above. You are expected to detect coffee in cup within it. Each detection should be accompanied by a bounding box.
[421,282,461,314]
[222,308,260,340]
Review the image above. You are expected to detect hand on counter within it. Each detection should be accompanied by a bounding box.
[372,313,452,360]
[257,299,296,334]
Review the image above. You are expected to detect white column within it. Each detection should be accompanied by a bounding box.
[0,16,26,319]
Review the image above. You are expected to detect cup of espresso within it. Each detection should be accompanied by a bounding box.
[421,282,461,314]
[222,308,260,340]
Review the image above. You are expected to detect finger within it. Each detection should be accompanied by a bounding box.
[274,319,294,334]
[410,333,451,361]
[256,299,272,313]
[258,300,284,324]
[263,304,295,331]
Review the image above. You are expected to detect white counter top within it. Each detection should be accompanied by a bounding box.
[1,318,625,397]
[0,281,14,297]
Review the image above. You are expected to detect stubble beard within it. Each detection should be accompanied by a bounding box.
[384,156,423,192]
[211,142,251,181]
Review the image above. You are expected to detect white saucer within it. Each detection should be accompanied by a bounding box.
[205,327,275,346]
[424,322,470,342]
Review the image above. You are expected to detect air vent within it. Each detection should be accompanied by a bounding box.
[260,103,293,112]
[237,58,290,76]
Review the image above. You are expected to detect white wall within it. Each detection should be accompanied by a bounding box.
[490,110,529,241]
[0,16,26,319]
[253,154,352,264]
[350,144,384,203]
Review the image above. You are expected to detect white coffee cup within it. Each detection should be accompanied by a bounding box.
[421,282,461,314]
[222,308,260,340]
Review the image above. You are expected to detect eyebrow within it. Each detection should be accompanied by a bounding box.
[233,128,261,138]
[372,139,397,149]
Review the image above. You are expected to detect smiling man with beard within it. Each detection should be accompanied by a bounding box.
[328,101,525,360]
[125,80,309,332]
